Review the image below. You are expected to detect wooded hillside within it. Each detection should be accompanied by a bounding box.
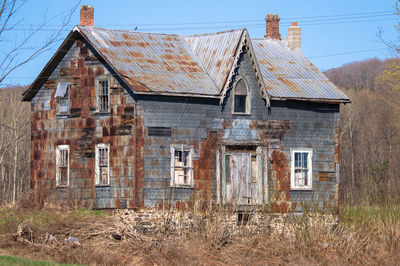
[325,58,400,205]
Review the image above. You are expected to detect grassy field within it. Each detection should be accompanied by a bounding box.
[0,255,77,266]
[0,204,399,265]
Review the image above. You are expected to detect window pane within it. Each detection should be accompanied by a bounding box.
[303,170,308,186]
[98,80,109,111]
[235,79,247,95]
[174,150,182,166]
[97,146,109,185]
[183,151,189,166]
[295,152,301,167]
[57,148,68,186]
[295,169,303,186]
[234,95,246,113]
[173,148,192,186]
[302,152,308,168]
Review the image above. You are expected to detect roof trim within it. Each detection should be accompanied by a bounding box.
[270,96,351,104]
[219,29,271,106]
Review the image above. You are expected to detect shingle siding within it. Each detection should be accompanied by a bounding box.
[30,39,340,212]
[137,51,340,211]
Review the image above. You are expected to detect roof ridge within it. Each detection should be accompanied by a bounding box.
[76,25,245,38]
[75,25,181,36]
[184,28,245,37]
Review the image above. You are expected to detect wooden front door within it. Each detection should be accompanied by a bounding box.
[224,150,263,205]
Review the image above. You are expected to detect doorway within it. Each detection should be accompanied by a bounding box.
[222,146,264,205]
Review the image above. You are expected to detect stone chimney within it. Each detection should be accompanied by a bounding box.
[288,22,301,50]
[80,5,94,26]
[264,14,281,39]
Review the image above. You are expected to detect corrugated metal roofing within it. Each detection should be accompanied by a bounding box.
[77,26,220,97]
[184,30,244,90]
[24,25,349,103]
[252,38,349,101]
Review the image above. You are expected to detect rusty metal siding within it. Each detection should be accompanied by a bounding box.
[30,38,136,209]
[252,38,349,102]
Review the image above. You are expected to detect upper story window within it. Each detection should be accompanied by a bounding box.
[56,145,69,187]
[96,76,109,112]
[95,143,110,186]
[170,144,194,188]
[290,148,313,190]
[233,78,250,114]
[55,82,69,114]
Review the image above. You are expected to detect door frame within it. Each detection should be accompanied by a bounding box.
[216,144,268,206]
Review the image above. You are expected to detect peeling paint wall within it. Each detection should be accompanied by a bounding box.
[30,40,340,212]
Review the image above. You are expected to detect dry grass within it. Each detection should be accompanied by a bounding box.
[1,202,400,265]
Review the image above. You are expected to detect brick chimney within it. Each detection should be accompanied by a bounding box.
[288,22,301,50]
[80,5,94,26]
[264,14,281,39]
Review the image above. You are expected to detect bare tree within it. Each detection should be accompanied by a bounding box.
[0,86,30,204]
[378,0,400,55]
[0,0,80,86]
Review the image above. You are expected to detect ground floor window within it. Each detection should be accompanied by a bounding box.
[95,143,110,186]
[56,145,69,187]
[290,148,313,190]
[170,144,193,187]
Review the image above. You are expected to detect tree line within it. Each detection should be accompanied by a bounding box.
[0,87,30,204]
[325,58,400,205]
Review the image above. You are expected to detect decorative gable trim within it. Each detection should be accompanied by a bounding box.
[219,30,270,107]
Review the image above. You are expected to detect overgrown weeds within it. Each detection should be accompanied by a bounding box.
[1,202,400,265]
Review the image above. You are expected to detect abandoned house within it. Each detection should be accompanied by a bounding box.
[22,6,349,212]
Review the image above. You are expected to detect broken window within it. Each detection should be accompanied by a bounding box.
[170,145,193,187]
[291,148,312,190]
[55,82,69,114]
[56,145,69,186]
[233,78,249,114]
[95,143,109,186]
[96,76,109,112]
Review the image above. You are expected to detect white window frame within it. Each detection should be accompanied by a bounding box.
[56,145,69,187]
[95,143,110,186]
[232,77,251,115]
[96,75,110,113]
[290,148,313,190]
[55,83,69,114]
[170,144,194,188]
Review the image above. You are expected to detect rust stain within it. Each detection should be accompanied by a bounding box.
[277,77,301,93]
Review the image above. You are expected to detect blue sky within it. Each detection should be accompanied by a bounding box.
[2,0,399,87]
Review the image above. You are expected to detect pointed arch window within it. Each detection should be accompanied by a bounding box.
[233,78,250,114]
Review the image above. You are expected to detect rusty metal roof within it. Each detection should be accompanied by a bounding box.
[252,38,349,102]
[184,30,244,90]
[24,25,349,103]
[77,26,220,97]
